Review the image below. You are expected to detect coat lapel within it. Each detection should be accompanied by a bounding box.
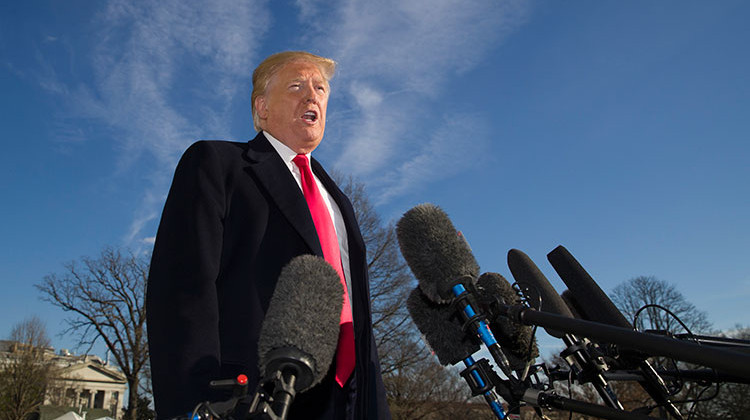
[311,158,366,260]
[243,133,324,257]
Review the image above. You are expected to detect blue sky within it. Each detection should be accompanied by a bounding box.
[1,0,748,358]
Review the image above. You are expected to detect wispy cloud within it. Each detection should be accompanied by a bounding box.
[59,0,270,244]
[43,0,529,244]
[296,0,531,202]
[373,113,491,205]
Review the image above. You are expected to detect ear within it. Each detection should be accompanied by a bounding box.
[255,95,269,119]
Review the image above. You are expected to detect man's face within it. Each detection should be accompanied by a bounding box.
[255,60,329,154]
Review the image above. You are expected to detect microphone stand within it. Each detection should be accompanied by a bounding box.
[458,356,508,419]
[189,367,305,419]
[187,375,252,420]
[656,332,750,353]
[248,367,304,420]
[558,333,623,410]
[450,281,519,382]
[496,304,750,379]
[490,364,662,420]
[521,389,663,420]
[604,368,750,385]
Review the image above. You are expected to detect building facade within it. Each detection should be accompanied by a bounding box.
[0,341,128,419]
[46,352,128,418]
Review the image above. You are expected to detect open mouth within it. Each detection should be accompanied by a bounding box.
[302,111,318,122]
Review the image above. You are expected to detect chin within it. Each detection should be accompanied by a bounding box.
[292,135,323,154]
[301,132,324,147]
[305,139,324,152]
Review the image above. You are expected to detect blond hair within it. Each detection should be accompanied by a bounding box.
[251,51,337,131]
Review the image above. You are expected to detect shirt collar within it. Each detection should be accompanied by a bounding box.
[263,131,311,170]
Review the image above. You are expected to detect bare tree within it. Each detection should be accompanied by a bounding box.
[122,394,156,420]
[0,317,56,420]
[386,363,479,420]
[611,276,712,334]
[690,325,750,419]
[610,276,719,418]
[545,276,717,418]
[36,247,149,420]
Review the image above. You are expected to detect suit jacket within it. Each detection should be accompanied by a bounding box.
[147,132,390,419]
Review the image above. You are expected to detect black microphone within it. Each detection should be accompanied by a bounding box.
[396,203,517,381]
[255,254,344,420]
[547,245,684,419]
[407,287,507,418]
[507,249,574,338]
[560,289,587,320]
[547,246,631,327]
[490,291,750,379]
[506,248,624,410]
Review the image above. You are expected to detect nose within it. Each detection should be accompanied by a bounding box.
[303,82,319,103]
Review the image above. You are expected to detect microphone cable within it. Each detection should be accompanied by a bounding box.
[630,303,723,418]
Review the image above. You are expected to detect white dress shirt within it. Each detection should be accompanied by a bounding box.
[263,132,353,306]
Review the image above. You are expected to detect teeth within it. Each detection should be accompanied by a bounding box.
[303,111,316,121]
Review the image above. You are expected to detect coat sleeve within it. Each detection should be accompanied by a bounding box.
[146,141,227,418]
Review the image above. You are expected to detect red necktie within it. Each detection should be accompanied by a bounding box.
[292,154,355,387]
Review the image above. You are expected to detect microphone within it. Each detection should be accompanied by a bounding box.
[396,203,480,304]
[560,289,587,320]
[396,203,517,381]
[476,272,539,373]
[255,254,344,419]
[406,287,481,366]
[490,287,750,379]
[547,246,630,327]
[407,287,507,419]
[547,245,684,419]
[506,248,624,410]
[506,250,574,338]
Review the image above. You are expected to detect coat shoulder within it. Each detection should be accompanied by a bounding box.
[174,140,251,174]
[184,139,248,159]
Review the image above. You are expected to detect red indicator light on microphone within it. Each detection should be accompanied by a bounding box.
[236,374,248,385]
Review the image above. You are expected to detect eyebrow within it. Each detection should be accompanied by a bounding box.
[289,76,328,85]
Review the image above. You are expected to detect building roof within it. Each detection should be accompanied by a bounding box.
[0,340,126,385]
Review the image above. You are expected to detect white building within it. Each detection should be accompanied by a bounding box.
[0,341,128,419]
[46,352,128,418]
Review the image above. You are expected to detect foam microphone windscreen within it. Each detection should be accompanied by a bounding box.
[547,245,631,329]
[476,272,539,368]
[507,249,572,338]
[407,287,481,366]
[258,254,343,392]
[396,203,480,303]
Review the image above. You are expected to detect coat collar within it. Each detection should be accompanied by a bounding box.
[243,132,323,257]
[240,132,365,261]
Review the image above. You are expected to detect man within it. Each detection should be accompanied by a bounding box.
[146,51,391,419]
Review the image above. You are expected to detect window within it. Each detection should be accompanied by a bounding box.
[94,390,105,409]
